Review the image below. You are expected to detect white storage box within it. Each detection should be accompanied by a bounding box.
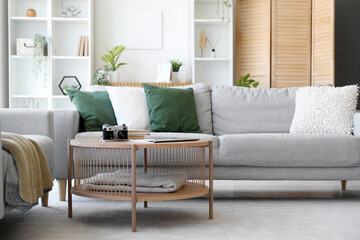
[16,38,45,56]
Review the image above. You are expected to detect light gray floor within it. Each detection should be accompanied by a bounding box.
[1,180,360,240]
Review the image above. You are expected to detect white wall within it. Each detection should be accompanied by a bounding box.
[0,0,8,107]
[94,0,191,82]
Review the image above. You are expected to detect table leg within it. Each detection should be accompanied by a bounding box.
[144,148,148,209]
[67,140,72,218]
[209,141,213,219]
[132,145,137,232]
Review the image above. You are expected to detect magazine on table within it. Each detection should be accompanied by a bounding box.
[130,137,199,143]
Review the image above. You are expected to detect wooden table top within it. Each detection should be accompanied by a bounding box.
[69,137,211,149]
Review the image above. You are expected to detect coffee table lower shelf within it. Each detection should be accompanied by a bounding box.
[71,183,209,201]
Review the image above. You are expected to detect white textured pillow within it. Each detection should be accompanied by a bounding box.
[290,85,359,135]
[106,86,149,130]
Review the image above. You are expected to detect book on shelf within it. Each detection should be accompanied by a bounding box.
[77,36,89,57]
[84,36,89,56]
[78,36,84,56]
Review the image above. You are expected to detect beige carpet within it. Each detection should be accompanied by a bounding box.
[1,180,360,240]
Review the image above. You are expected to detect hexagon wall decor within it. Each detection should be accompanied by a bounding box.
[59,76,82,95]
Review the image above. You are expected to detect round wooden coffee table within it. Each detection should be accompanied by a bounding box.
[67,138,213,232]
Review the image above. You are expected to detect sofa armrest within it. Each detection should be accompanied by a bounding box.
[354,111,360,137]
[0,109,54,139]
[53,110,80,179]
[0,122,4,219]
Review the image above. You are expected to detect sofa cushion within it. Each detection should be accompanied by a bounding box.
[174,83,213,134]
[219,133,360,167]
[143,84,201,133]
[290,85,359,135]
[66,90,117,131]
[107,86,150,130]
[211,86,298,135]
[22,135,55,175]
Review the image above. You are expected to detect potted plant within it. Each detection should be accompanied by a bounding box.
[33,34,49,88]
[217,0,232,21]
[170,59,183,83]
[92,66,111,85]
[101,45,126,83]
[235,73,259,88]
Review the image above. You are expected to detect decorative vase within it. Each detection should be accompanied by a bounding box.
[178,66,192,83]
[26,8,37,17]
[109,70,121,83]
[171,72,178,83]
[211,49,216,58]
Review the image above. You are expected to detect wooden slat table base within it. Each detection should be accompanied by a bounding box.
[67,138,213,232]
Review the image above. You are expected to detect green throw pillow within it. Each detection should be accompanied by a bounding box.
[142,84,202,133]
[66,89,117,131]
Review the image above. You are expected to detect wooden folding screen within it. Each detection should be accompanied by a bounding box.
[236,0,334,88]
[271,0,312,88]
[236,0,271,88]
[312,0,335,86]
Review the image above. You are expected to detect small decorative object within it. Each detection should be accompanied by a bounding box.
[157,63,172,83]
[235,73,259,88]
[61,0,82,17]
[217,0,232,21]
[101,45,126,83]
[178,66,192,83]
[199,30,207,58]
[206,37,220,58]
[17,39,38,56]
[92,67,110,86]
[26,8,36,17]
[59,76,82,95]
[170,59,183,83]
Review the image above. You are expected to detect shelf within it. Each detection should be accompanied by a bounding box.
[11,95,48,99]
[11,55,48,59]
[52,95,69,99]
[52,56,89,60]
[72,183,209,201]
[194,19,230,25]
[195,57,231,61]
[52,17,88,23]
[10,17,48,22]
[195,0,217,3]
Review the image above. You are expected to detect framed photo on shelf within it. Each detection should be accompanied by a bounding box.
[157,63,172,83]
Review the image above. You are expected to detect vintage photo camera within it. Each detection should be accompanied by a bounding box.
[102,124,128,141]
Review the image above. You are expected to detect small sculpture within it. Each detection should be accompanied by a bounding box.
[199,30,207,58]
[26,8,36,17]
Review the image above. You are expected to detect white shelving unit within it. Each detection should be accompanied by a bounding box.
[8,0,93,109]
[191,0,233,86]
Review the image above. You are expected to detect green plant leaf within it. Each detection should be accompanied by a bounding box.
[253,82,259,88]
[101,54,112,64]
[115,62,127,69]
[243,73,250,81]
[112,45,125,56]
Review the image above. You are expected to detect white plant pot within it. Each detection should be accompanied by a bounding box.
[171,72,178,83]
[109,70,121,83]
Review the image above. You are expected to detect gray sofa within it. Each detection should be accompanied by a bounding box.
[0,109,55,219]
[52,84,360,200]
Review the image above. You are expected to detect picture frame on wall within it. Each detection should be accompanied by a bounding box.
[157,63,172,83]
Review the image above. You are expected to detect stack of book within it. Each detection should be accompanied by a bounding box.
[128,130,150,139]
[77,36,89,56]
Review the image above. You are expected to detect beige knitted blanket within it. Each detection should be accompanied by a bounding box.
[1,132,53,205]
